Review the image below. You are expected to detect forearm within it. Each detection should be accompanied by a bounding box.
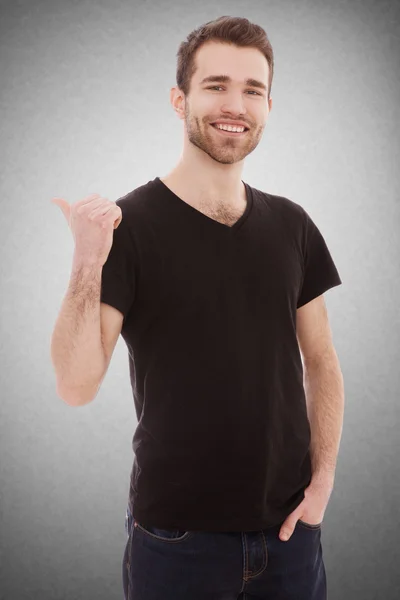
[50,253,107,405]
[303,348,345,485]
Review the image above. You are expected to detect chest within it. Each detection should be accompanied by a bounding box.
[195,200,247,227]
[132,221,304,328]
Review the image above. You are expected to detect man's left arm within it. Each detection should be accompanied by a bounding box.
[303,338,345,487]
[297,294,345,486]
[279,294,345,541]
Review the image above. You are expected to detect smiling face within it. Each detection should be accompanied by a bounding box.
[172,41,272,165]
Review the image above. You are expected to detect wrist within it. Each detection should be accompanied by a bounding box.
[72,252,103,271]
[310,470,335,489]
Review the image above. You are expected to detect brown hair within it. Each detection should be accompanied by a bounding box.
[176,16,274,100]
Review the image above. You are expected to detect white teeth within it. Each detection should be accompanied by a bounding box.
[215,124,245,133]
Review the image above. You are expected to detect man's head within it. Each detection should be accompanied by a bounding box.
[171,16,274,165]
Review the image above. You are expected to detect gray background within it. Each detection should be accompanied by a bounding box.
[1,0,399,598]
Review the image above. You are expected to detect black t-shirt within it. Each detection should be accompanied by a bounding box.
[100,177,342,532]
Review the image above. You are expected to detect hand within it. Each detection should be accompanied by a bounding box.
[279,478,334,542]
[51,194,123,267]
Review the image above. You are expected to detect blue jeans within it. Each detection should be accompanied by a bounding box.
[123,505,327,599]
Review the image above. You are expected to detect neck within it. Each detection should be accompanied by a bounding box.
[163,161,245,206]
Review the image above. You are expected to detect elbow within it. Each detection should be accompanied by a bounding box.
[56,382,99,407]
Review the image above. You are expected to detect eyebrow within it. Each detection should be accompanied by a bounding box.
[199,74,267,92]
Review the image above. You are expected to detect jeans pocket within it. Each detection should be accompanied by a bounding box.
[135,521,192,543]
[297,518,323,530]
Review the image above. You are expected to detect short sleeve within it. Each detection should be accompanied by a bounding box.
[297,211,342,309]
[100,203,136,321]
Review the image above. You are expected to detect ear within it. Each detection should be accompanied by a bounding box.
[170,86,186,120]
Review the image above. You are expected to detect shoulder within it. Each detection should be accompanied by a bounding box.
[249,183,307,232]
[115,179,158,216]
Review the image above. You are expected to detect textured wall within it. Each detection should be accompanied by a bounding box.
[1,0,399,598]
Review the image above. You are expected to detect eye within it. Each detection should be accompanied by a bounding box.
[206,86,261,96]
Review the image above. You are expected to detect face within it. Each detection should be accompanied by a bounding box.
[172,41,272,165]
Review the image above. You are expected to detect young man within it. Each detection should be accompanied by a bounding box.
[55,15,344,600]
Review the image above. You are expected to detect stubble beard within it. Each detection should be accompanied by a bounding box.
[185,106,263,165]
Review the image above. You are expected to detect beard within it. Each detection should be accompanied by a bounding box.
[184,104,264,165]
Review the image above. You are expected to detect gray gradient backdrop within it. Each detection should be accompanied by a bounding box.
[1,0,399,598]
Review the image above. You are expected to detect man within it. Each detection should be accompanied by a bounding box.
[53,15,344,600]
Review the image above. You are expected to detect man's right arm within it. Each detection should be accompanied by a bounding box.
[50,253,123,407]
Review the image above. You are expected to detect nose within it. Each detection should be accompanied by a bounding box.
[219,92,247,117]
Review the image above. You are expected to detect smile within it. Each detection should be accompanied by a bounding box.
[210,124,249,137]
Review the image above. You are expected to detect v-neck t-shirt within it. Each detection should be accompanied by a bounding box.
[100,176,342,532]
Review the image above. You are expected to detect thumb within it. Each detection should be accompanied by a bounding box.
[279,515,298,542]
[51,197,71,224]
